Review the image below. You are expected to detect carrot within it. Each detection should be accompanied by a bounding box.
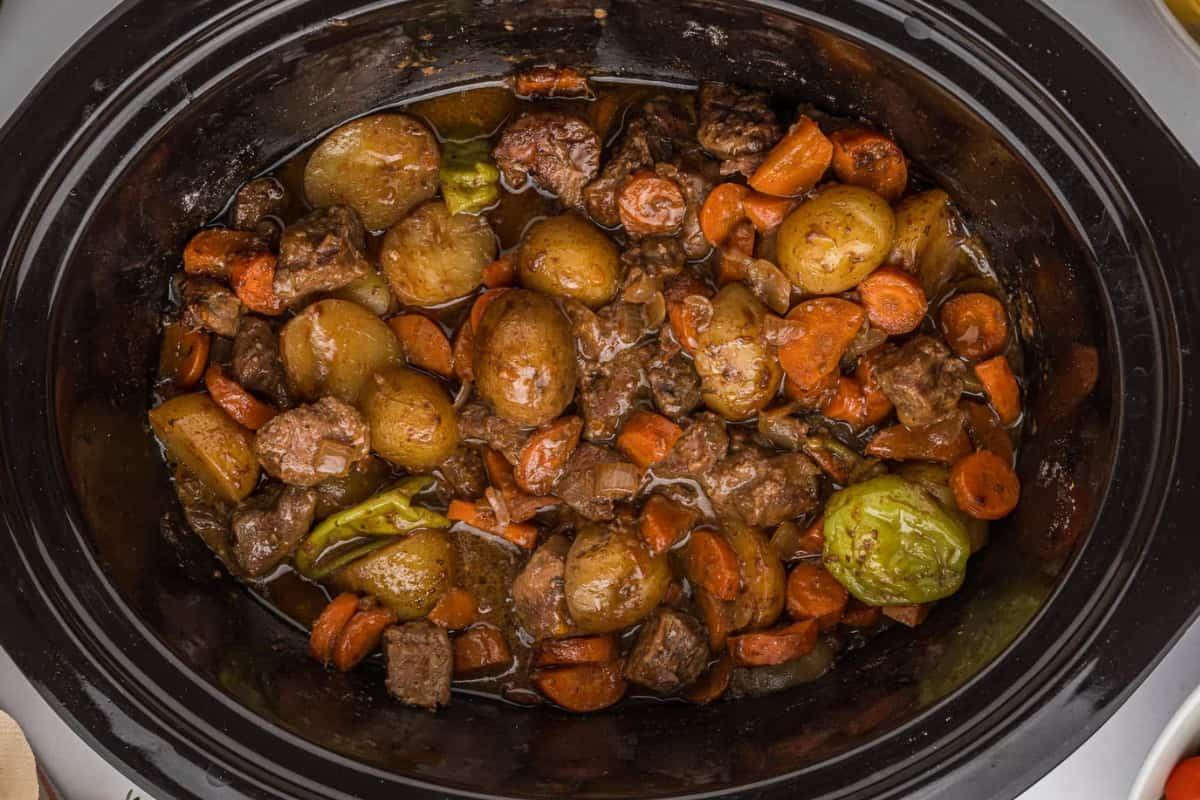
[533,660,627,712]
[618,170,687,237]
[482,254,516,288]
[229,251,284,316]
[682,653,732,705]
[470,287,512,333]
[939,293,1008,360]
[388,314,454,377]
[950,450,1020,520]
[694,588,732,652]
[663,580,686,608]
[866,420,973,464]
[483,447,519,496]
[513,65,590,98]
[857,266,927,335]
[728,619,818,667]
[515,416,583,495]
[855,350,893,427]
[963,401,1014,462]
[786,562,849,631]
[699,183,750,246]
[533,635,619,667]
[748,116,834,197]
[664,275,711,353]
[428,588,478,630]
[639,494,698,555]
[829,128,908,202]
[309,592,361,666]
[822,376,868,430]
[783,371,840,412]
[882,604,932,628]
[796,514,825,555]
[841,598,882,628]
[159,322,210,389]
[717,219,756,285]
[447,498,539,549]
[182,228,262,279]
[778,298,866,390]
[975,356,1021,425]
[204,364,277,430]
[332,607,398,671]
[452,626,512,675]
[744,192,794,232]
[453,323,474,382]
[615,410,682,469]
[685,530,741,601]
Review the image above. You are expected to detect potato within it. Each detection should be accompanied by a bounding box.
[694,283,783,420]
[359,365,459,469]
[313,456,391,520]
[897,462,989,554]
[564,523,672,633]
[380,200,497,306]
[473,289,577,427]
[279,299,401,404]
[517,213,620,308]
[724,520,786,632]
[148,393,259,503]
[335,529,454,619]
[325,269,397,317]
[886,189,960,297]
[304,113,440,231]
[776,184,895,294]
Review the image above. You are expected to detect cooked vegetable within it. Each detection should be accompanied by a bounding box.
[939,293,1008,359]
[822,376,868,430]
[533,660,626,712]
[744,192,795,232]
[564,523,672,634]
[777,298,866,390]
[453,626,512,675]
[326,270,397,317]
[786,562,849,630]
[516,213,619,308]
[313,457,390,520]
[841,599,882,628]
[950,450,1020,520]
[962,401,1014,462]
[897,462,990,554]
[866,419,973,464]
[295,477,450,579]
[725,520,787,631]
[694,588,732,652]
[204,365,276,430]
[386,315,454,378]
[332,606,399,671]
[447,499,539,550]
[974,356,1022,425]
[149,393,259,503]
[776,184,895,295]
[183,228,264,278]
[279,299,402,404]
[829,128,908,202]
[440,139,501,215]
[685,530,741,601]
[682,653,733,704]
[533,635,619,667]
[618,170,687,237]
[700,183,750,245]
[482,254,516,288]
[664,275,711,353]
[882,604,932,627]
[857,266,927,335]
[748,117,833,197]
[304,113,440,230]
[515,416,583,495]
[823,475,971,606]
[470,287,511,333]
[427,587,478,630]
[309,592,360,666]
[381,200,497,306]
[335,528,455,619]
[513,65,591,98]
[473,289,577,427]
[887,189,957,295]
[855,350,894,427]
[716,219,756,285]
[769,515,825,561]
[638,494,697,555]
[615,410,682,469]
[728,619,818,667]
[728,636,835,696]
[694,283,783,420]
[158,322,210,389]
[360,365,459,469]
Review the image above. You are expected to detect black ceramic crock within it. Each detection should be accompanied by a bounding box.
[2,1,1200,798]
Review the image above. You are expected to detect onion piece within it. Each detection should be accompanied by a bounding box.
[745,259,792,315]
[593,461,641,498]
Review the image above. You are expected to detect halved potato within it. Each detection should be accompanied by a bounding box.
[694,284,783,420]
[148,393,259,503]
[336,529,454,619]
[564,523,672,634]
[724,520,786,632]
[279,299,402,404]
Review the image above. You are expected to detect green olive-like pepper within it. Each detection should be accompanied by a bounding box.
[823,475,970,606]
[440,139,500,215]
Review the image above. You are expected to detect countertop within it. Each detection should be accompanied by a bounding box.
[1,1,1198,798]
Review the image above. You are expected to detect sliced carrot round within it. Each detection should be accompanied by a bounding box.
[159,322,210,389]
[786,562,849,630]
[939,293,1008,359]
[618,170,687,237]
[699,183,750,246]
[974,355,1022,425]
[533,635,619,667]
[950,450,1020,520]
[685,530,741,601]
[204,364,277,430]
[533,660,627,712]
[427,587,478,630]
[857,266,927,335]
[332,607,398,671]
[309,593,361,666]
[829,128,908,202]
[854,350,893,427]
[682,653,732,705]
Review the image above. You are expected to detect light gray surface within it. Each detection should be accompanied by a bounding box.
[1,1,1198,799]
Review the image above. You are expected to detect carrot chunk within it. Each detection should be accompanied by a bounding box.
[882,604,932,628]
[453,323,475,382]
[183,228,263,279]
[453,626,512,675]
[618,170,687,237]
[470,287,512,332]
[639,494,698,555]
[229,251,283,316]
[615,410,682,469]
[513,65,590,98]
[841,598,882,628]
[482,254,516,288]
[447,498,539,549]
[744,192,795,232]
[682,653,732,705]
[685,530,741,601]
[728,620,818,667]
[388,314,454,377]
[428,588,478,630]
[963,401,1014,462]
[694,588,732,652]
[786,562,849,630]
[204,364,277,430]
[749,117,834,197]
[309,593,360,666]
[855,350,894,427]
[939,293,1009,360]
[159,322,210,389]
[664,275,711,353]
[533,635,619,667]
[515,416,583,495]
[699,183,750,246]
[533,660,627,712]
[778,298,866,390]
[822,376,868,430]
[829,128,908,201]
[857,266,927,335]
[866,419,973,464]
[975,356,1022,425]
[332,606,398,671]
[950,450,1021,520]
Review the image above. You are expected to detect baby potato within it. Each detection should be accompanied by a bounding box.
[336,529,454,619]
[360,365,460,469]
[724,520,786,631]
[149,393,259,503]
[304,113,440,231]
[381,200,497,306]
[517,213,620,308]
[887,189,960,297]
[694,283,783,420]
[473,289,577,427]
[279,299,402,404]
[564,523,672,634]
[325,269,398,317]
[776,184,896,294]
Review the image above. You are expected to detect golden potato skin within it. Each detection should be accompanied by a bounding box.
[517,213,619,308]
[724,520,786,631]
[381,200,497,306]
[564,524,672,634]
[326,270,398,317]
[304,113,440,231]
[473,289,577,427]
[360,365,460,469]
[694,283,783,420]
[336,529,454,619]
[279,299,402,404]
[776,184,896,295]
[886,189,959,296]
[149,393,259,503]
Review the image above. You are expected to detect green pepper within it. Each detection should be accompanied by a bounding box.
[823,475,970,606]
[294,476,449,579]
[440,139,500,215]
